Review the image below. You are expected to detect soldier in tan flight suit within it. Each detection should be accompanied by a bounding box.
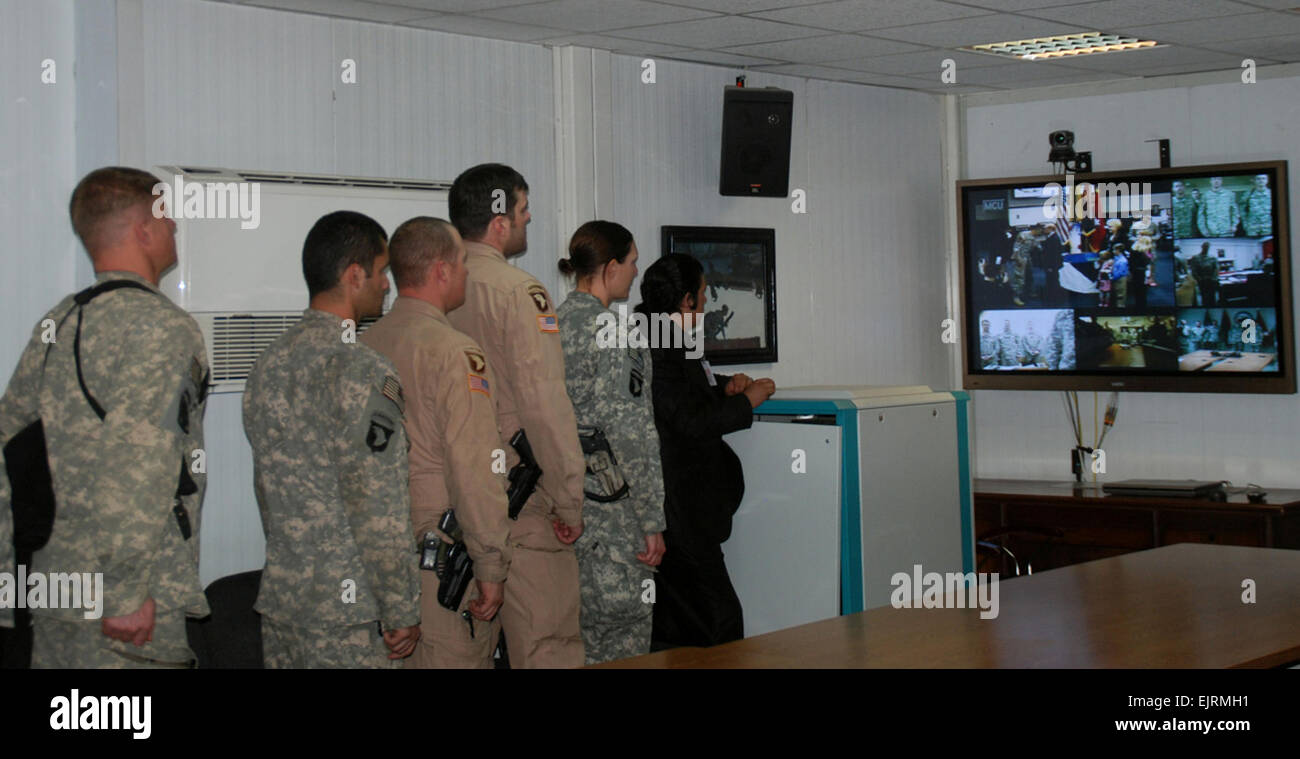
[447,164,586,668]
[362,217,513,668]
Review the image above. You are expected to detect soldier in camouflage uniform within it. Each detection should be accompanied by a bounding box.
[978,319,998,368]
[0,167,209,667]
[1241,174,1272,237]
[1045,310,1076,370]
[1009,229,1041,306]
[1197,177,1240,237]
[556,221,666,665]
[997,320,1022,367]
[1020,322,1045,366]
[1171,181,1197,239]
[243,211,420,668]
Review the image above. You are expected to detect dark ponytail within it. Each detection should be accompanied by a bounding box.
[558,220,634,279]
[636,253,703,317]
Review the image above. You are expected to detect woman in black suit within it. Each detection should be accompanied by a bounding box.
[639,254,775,649]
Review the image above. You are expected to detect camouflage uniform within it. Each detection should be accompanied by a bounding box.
[979,331,999,368]
[1241,186,1272,237]
[0,271,209,667]
[996,329,1022,367]
[1171,191,1197,238]
[243,308,420,669]
[1197,187,1239,237]
[0,460,11,629]
[1009,231,1039,303]
[557,292,666,665]
[1045,311,1076,370]
[1020,331,1045,365]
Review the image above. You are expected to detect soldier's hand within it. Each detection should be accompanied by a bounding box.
[382,625,421,659]
[102,597,156,647]
[468,580,504,621]
[637,532,666,567]
[743,378,776,408]
[553,519,583,545]
[724,373,752,396]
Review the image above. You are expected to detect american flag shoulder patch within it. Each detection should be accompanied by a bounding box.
[382,375,405,415]
[468,373,490,395]
[537,314,559,333]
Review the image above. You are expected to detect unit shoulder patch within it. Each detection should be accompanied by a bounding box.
[526,284,550,312]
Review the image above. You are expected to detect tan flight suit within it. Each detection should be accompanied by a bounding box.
[447,240,585,668]
[362,296,513,668]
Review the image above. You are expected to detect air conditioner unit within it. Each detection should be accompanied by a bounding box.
[155,166,450,393]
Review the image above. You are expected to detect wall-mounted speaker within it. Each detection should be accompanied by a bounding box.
[720,86,793,197]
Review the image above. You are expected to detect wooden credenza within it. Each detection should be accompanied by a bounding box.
[975,478,1300,575]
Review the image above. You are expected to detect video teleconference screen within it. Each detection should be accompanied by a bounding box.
[959,161,1293,393]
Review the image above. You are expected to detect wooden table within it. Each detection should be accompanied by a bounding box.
[597,544,1300,668]
[975,478,1300,574]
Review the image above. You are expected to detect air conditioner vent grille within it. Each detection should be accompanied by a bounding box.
[208,313,301,383]
[156,165,450,192]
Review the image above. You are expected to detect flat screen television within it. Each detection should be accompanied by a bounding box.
[957,160,1293,393]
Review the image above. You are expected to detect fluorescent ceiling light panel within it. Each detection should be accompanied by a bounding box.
[965,32,1159,60]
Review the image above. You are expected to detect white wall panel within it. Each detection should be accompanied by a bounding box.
[123,0,561,582]
[0,0,78,376]
[963,75,1300,486]
[608,56,949,390]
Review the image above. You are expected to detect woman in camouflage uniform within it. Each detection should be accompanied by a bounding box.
[556,221,666,665]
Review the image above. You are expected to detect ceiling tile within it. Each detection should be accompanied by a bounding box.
[1121,11,1300,44]
[1045,45,1258,71]
[750,0,991,32]
[1020,0,1261,27]
[876,13,1093,47]
[636,0,832,12]
[377,0,539,11]
[947,0,1109,9]
[664,49,785,66]
[538,33,689,55]
[238,0,436,23]
[827,48,1015,75]
[402,14,562,41]
[471,0,717,33]
[720,33,927,62]
[605,15,816,46]
[1197,33,1300,62]
[950,62,1132,85]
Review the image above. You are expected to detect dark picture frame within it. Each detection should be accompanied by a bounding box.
[661,225,777,366]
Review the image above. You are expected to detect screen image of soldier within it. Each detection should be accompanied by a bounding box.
[1009,228,1042,306]
[1171,181,1197,238]
[446,164,586,668]
[243,211,420,668]
[361,217,513,669]
[1241,174,1272,237]
[1197,177,1240,237]
[997,320,1022,366]
[979,320,998,368]
[0,167,209,668]
[1020,322,1045,366]
[1045,310,1076,370]
[557,221,667,665]
[1188,241,1221,307]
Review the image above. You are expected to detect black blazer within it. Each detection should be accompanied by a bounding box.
[649,343,754,548]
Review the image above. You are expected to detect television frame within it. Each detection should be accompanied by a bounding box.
[660,225,778,366]
[956,160,1294,394]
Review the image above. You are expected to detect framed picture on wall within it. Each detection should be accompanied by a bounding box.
[661,225,777,366]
